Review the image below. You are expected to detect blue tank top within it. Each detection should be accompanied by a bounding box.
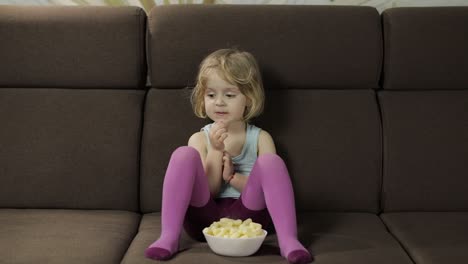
[201,123,261,199]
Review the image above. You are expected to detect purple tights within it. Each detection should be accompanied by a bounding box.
[145,146,313,263]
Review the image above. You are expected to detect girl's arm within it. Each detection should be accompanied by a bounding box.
[188,131,223,197]
[228,130,277,192]
[205,147,224,196]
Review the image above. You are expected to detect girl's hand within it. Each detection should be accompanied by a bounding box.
[209,121,228,152]
[222,151,234,183]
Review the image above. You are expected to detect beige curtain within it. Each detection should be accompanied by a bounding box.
[1,0,468,13]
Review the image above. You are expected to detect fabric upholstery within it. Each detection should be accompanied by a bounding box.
[0,89,145,211]
[122,212,412,264]
[382,7,468,90]
[0,5,147,211]
[380,7,468,212]
[379,91,468,212]
[0,6,147,88]
[0,209,140,264]
[382,213,468,264]
[148,5,382,90]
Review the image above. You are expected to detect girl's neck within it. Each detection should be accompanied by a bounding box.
[225,120,246,134]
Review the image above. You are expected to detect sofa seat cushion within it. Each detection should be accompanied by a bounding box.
[122,212,412,264]
[381,212,468,264]
[0,209,140,264]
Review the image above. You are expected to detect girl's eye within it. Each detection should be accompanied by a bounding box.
[226,94,236,98]
[206,94,215,98]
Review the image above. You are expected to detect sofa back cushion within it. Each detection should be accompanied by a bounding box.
[0,6,147,88]
[0,6,147,211]
[382,7,468,90]
[380,7,468,211]
[141,5,383,213]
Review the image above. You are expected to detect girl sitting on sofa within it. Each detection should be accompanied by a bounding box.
[145,48,313,264]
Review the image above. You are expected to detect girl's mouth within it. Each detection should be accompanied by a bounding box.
[215,112,228,115]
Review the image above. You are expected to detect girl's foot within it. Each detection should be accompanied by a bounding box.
[280,239,314,264]
[287,249,314,264]
[144,238,179,261]
[145,247,173,261]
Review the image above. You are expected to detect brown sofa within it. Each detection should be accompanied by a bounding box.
[0,4,467,264]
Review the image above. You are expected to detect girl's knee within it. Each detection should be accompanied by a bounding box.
[257,153,284,165]
[255,153,289,180]
[171,146,200,163]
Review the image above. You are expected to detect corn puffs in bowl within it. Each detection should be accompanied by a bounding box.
[202,218,267,257]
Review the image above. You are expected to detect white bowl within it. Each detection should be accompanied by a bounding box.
[203,229,268,257]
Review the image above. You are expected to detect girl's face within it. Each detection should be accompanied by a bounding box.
[204,70,248,125]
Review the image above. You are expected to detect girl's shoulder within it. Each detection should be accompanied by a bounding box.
[257,128,276,155]
[188,131,207,152]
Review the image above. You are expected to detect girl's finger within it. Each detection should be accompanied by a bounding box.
[215,128,226,138]
[221,133,228,141]
[214,121,223,130]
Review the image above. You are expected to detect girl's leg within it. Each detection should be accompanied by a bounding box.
[241,153,313,264]
[145,146,211,260]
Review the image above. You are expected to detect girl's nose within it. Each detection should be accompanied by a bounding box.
[215,97,226,106]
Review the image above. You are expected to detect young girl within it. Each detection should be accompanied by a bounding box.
[145,49,313,264]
